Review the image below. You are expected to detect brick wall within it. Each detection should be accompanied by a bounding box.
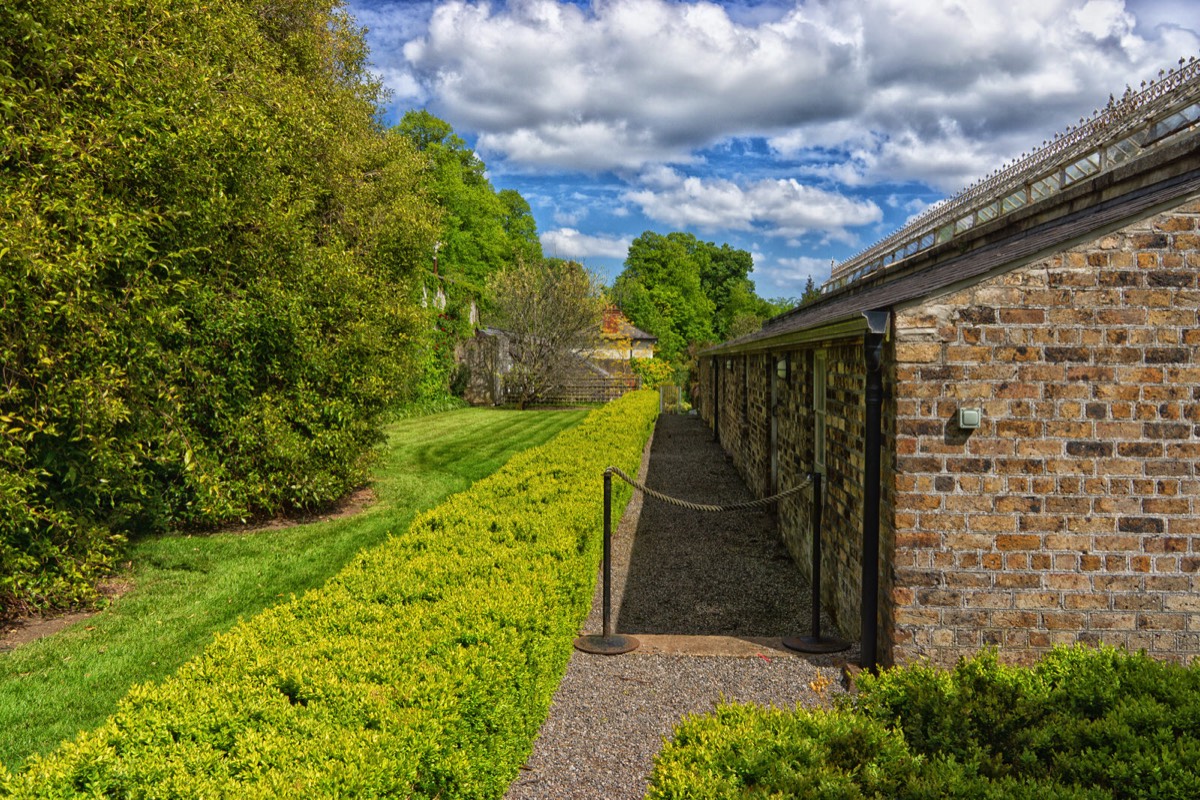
[890,196,1200,666]
[701,342,872,644]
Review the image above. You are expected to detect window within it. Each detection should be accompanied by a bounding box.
[814,351,827,475]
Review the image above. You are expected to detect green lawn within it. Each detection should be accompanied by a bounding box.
[0,408,586,770]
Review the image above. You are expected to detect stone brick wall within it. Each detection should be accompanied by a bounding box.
[701,341,871,643]
[890,196,1200,666]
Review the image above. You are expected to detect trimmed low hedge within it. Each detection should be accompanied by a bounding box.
[1,391,658,798]
[648,646,1200,799]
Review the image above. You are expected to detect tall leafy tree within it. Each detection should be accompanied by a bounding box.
[396,110,524,292]
[613,232,716,362]
[395,111,545,400]
[697,242,756,339]
[0,0,438,614]
[499,189,544,266]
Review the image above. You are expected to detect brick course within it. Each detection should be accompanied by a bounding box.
[889,198,1200,666]
[698,193,1200,667]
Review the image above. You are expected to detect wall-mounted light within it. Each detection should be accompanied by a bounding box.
[776,356,788,381]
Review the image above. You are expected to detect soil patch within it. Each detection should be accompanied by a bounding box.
[208,485,377,536]
[0,578,131,654]
[0,612,95,653]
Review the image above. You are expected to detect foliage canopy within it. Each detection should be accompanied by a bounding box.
[0,0,442,614]
[649,646,1200,799]
[613,231,790,364]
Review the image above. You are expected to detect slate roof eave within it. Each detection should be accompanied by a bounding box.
[705,141,1200,358]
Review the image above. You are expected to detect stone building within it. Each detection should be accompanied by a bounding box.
[594,307,657,362]
[698,62,1200,668]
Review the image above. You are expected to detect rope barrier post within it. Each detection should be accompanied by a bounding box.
[574,469,639,655]
[784,472,849,654]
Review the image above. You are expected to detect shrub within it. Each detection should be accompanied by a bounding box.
[0,0,439,615]
[648,646,1200,799]
[3,391,659,798]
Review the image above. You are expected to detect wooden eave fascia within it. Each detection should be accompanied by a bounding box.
[704,316,868,357]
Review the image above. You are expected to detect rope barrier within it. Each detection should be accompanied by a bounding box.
[574,465,847,657]
[604,466,813,513]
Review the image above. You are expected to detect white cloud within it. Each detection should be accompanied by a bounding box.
[375,0,1196,184]
[553,207,585,226]
[350,1,437,103]
[540,228,633,260]
[624,167,881,239]
[755,255,833,297]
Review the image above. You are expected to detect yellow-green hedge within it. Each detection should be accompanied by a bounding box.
[2,391,658,798]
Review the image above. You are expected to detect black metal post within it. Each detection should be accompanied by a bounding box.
[602,469,613,637]
[784,472,849,654]
[861,318,887,672]
[574,469,639,655]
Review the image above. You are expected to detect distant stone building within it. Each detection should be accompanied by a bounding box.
[698,62,1200,668]
[595,307,657,362]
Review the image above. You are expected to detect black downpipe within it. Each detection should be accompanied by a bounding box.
[861,314,887,672]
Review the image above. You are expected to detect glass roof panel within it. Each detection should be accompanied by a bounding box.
[1030,174,1057,202]
[1063,151,1101,185]
[1001,190,1027,214]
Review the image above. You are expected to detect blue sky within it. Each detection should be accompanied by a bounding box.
[346,0,1199,299]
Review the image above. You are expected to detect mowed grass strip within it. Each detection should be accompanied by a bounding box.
[2,391,657,797]
[0,408,586,770]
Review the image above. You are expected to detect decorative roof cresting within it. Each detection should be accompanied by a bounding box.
[825,55,1200,292]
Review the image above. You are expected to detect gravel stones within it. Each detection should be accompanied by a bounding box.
[507,415,857,800]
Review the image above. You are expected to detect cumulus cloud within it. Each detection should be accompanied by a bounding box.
[755,255,834,296]
[540,228,634,260]
[378,0,1197,183]
[350,1,437,103]
[624,167,881,239]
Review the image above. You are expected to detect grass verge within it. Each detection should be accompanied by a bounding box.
[0,408,586,771]
[1,392,657,796]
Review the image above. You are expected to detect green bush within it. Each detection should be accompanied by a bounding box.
[0,0,439,615]
[649,646,1200,799]
[2,391,658,798]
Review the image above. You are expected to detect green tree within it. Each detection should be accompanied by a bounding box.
[697,242,756,339]
[397,110,524,291]
[396,111,543,397]
[0,0,438,615]
[801,276,823,305]
[613,232,716,362]
[499,188,543,266]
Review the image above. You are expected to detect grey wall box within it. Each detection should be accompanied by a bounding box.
[958,407,982,429]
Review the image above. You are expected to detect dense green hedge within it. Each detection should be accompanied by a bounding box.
[0,0,439,616]
[649,646,1200,799]
[1,391,658,797]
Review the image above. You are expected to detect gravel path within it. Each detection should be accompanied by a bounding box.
[507,414,858,800]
